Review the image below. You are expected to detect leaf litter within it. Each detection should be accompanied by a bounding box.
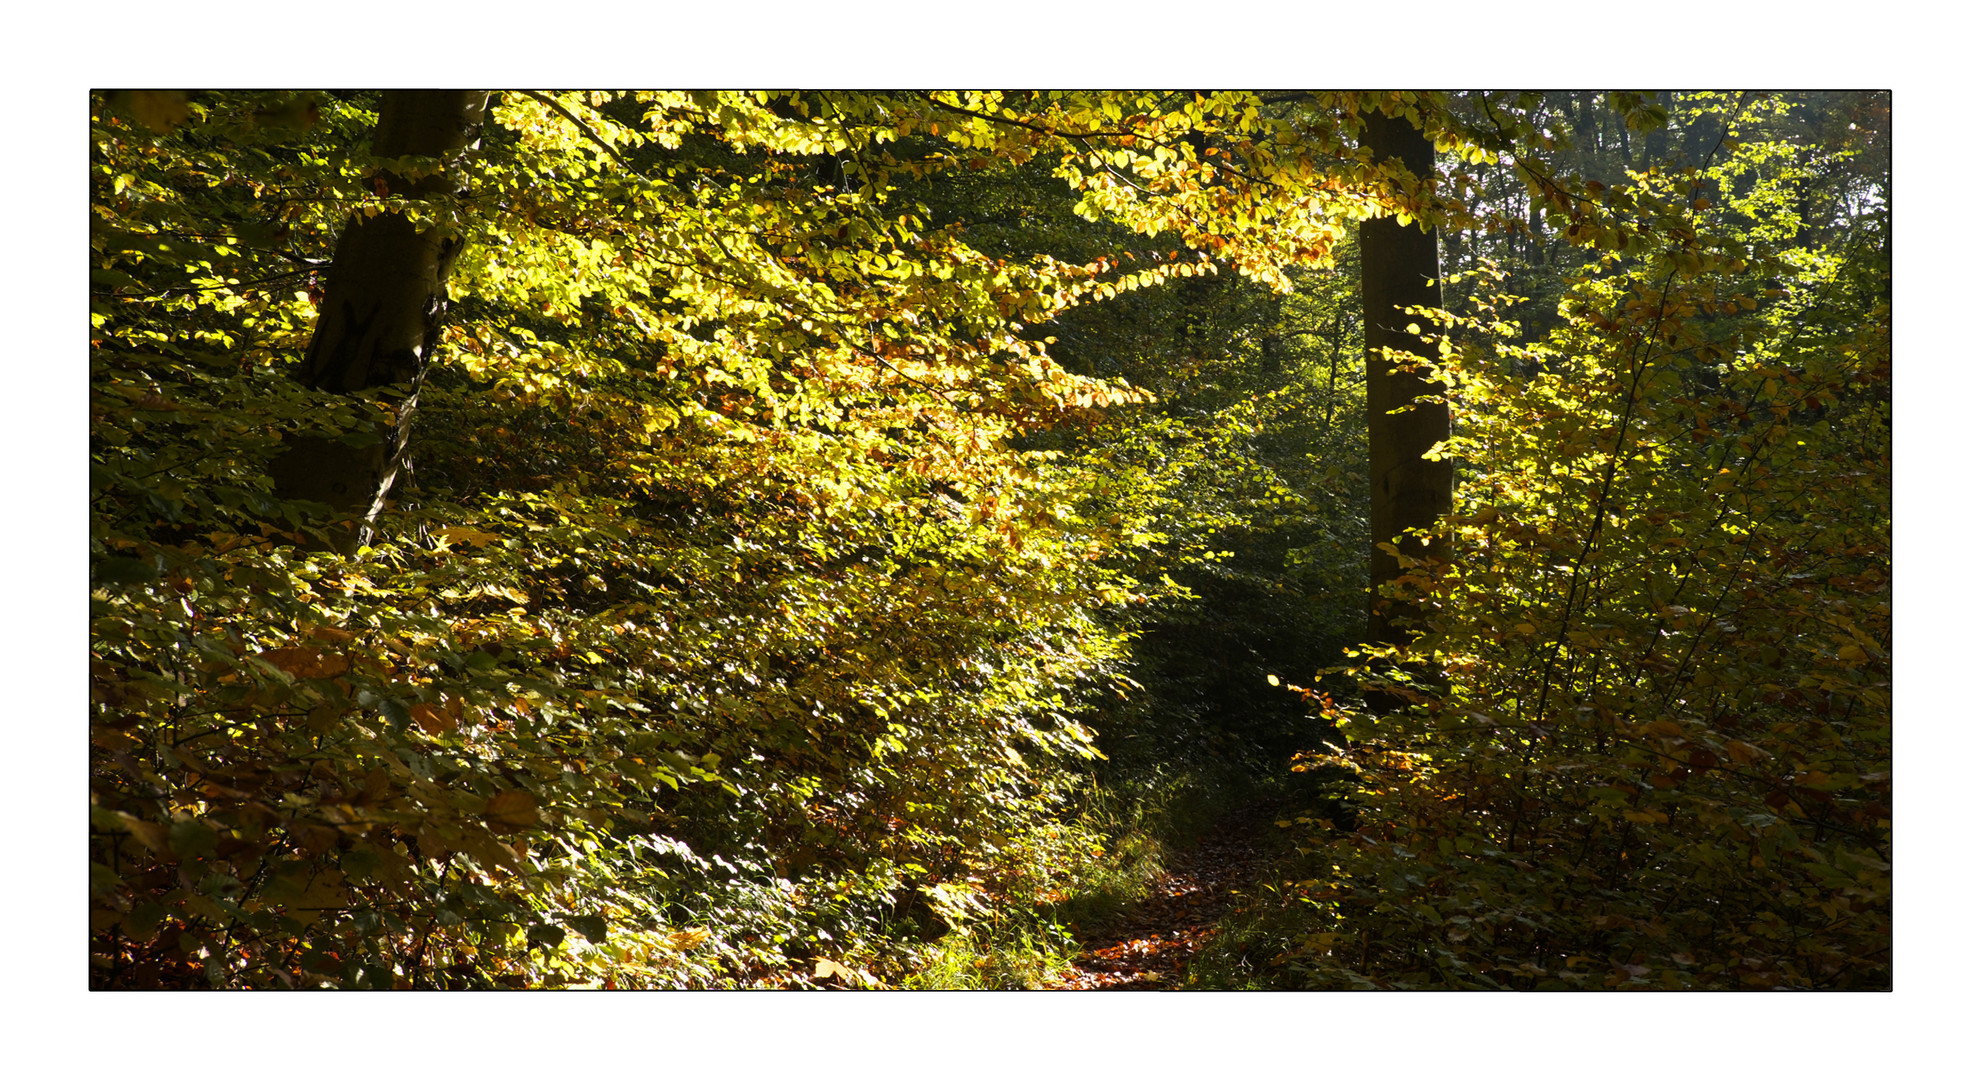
[1041,804,1276,990]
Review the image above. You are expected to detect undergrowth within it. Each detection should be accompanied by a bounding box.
[900,751,1297,988]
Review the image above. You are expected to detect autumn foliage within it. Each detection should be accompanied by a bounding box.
[1271,96,1891,988]
[89,91,1888,989]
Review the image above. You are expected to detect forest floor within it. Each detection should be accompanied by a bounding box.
[1039,802,1279,990]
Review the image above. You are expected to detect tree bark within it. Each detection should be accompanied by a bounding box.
[272,90,489,547]
[1358,108,1452,649]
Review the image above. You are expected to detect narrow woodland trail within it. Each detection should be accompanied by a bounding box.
[1039,805,1278,990]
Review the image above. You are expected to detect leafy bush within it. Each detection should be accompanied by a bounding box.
[1270,147,1890,989]
[87,91,1184,988]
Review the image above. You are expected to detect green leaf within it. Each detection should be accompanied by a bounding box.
[377,697,412,728]
[93,557,158,584]
[169,818,218,860]
[340,847,382,883]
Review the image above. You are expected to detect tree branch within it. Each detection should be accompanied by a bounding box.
[513,90,645,177]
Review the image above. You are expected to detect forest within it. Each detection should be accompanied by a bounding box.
[88,90,1890,990]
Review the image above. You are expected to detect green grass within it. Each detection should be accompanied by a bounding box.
[899,917,1081,990]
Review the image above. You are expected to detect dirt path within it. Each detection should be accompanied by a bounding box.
[1040,805,1276,990]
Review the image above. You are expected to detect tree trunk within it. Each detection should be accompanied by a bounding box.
[1644,91,1673,167]
[1358,108,1452,649]
[272,90,489,548]
[1324,302,1344,429]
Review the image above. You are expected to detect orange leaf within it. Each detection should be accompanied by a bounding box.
[1726,740,1770,766]
[411,701,457,735]
[259,646,350,679]
[483,789,539,829]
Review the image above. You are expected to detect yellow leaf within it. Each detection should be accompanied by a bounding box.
[436,526,503,549]
[814,957,853,980]
[813,957,875,985]
[667,928,712,950]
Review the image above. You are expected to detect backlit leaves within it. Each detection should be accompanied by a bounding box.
[1277,99,1889,989]
[92,89,1417,988]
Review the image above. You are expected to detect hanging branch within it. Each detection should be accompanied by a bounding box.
[513,90,646,178]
